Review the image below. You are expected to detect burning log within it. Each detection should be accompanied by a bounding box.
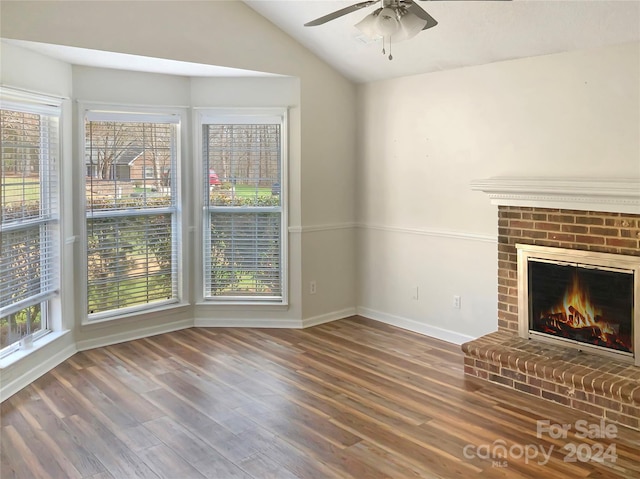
[545,311,567,323]
[568,305,585,323]
[537,317,575,336]
[572,325,602,343]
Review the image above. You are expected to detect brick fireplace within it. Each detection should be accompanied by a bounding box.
[464,178,640,431]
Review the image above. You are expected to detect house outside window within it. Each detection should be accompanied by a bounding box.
[0,91,61,356]
[83,110,181,320]
[199,109,287,303]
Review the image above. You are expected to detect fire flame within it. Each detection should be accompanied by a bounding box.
[546,272,617,338]
[551,274,595,325]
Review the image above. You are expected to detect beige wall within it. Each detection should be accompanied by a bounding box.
[0,1,357,399]
[357,42,640,340]
[1,0,358,323]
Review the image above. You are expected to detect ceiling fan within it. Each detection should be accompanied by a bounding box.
[305,0,507,60]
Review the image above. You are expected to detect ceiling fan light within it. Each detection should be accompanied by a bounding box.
[394,11,428,42]
[355,13,379,39]
[375,7,400,37]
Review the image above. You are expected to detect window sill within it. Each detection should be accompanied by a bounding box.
[82,301,191,327]
[0,330,71,369]
[195,301,289,310]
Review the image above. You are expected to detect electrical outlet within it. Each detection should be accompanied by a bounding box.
[310,280,317,295]
[453,295,461,309]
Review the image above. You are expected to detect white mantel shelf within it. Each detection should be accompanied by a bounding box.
[470,177,640,215]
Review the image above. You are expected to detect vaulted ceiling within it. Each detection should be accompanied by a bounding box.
[245,0,640,83]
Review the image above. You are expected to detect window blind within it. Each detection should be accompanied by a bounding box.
[85,114,179,318]
[202,120,285,301]
[1,103,60,352]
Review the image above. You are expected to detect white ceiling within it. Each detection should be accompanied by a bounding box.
[245,0,640,83]
[4,1,639,84]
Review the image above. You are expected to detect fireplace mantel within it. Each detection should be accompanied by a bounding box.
[470,177,640,214]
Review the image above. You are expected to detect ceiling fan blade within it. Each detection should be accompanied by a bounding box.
[304,1,378,27]
[406,1,439,30]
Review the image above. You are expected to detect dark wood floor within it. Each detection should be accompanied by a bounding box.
[2,316,639,478]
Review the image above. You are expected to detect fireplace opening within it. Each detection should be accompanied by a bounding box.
[528,260,634,355]
[517,244,640,365]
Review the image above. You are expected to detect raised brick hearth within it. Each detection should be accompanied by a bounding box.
[463,205,640,431]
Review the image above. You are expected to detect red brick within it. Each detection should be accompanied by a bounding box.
[526,230,549,239]
[542,390,571,406]
[501,211,522,219]
[535,222,561,231]
[528,377,543,387]
[593,395,622,411]
[619,229,639,238]
[562,224,589,234]
[489,375,513,387]
[621,404,640,416]
[498,260,516,271]
[514,381,541,396]
[575,235,605,245]
[576,216,605,225]
[506,322,519,332]
[549,233,575,242]
[606,237,638,249]
[605,218,634,227]
[502,368,526,382]
[589,227,620,236]
[548,215,575,223]
[605,411,640,429]
[511,220,535,229]
[571,400,604,417]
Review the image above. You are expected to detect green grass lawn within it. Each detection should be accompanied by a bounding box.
[2,176,41,203]
[3,177,273,204]
[232,184,273,197]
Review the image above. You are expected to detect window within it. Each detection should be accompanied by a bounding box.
[1,93,60,356]
[84,111,180,319]
[201,111,286,302]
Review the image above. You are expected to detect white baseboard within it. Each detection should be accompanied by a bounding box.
[302,307,357,328]
[0,342,76,402]
[75,318,193,351]
[2,307,472,403]
[194,307,357,329]
[357,307,475,345]
[193,317,302,328]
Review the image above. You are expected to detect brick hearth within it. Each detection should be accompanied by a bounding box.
[463,206,640,431]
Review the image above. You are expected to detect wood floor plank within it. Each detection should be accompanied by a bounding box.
[2,316,638,478]
[61,414,159,479]
[136,444,207,479]
[47,364,162,453]
[238,452,303,479]
[7,388,107,477]
[1,425,53,479]
[191,455,255,479]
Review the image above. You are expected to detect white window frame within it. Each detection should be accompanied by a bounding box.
[80,104,185,323]
[0,88,62,358]
[196,108,288,305]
